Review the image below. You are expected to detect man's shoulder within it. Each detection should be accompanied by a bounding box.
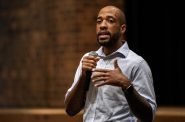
[127,50,144,64]
[126,50,151,72]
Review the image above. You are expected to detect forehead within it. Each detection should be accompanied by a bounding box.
[97,7,120,19]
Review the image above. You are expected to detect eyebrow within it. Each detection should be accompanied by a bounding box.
[97,15,116,20]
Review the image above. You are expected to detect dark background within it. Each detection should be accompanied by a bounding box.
[0,0,184,109]
[125,0,185,106]
[0,1,184,122]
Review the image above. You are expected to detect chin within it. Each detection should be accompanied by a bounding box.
[98,39,109,44]
[98,40,112,47]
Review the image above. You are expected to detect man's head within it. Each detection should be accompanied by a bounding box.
[96,6,126,47]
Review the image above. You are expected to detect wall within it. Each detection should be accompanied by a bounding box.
[0,0,124,108]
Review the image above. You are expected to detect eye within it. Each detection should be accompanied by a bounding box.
[108,18,115,23]
[96,18,102,24]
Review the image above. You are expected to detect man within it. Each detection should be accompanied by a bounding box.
[64,5,157,122]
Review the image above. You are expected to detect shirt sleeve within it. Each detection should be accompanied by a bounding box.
[131,60,157,119]
[65,53,88,99]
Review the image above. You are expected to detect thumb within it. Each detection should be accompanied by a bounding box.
[114,60,119,69]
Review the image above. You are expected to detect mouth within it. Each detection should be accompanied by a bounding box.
[98,31,110,40]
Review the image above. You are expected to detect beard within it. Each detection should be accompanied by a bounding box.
[97,30,120,47]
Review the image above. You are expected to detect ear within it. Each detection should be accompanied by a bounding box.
[120,24,126,34]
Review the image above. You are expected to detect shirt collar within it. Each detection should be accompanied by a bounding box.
[96,41,130,59]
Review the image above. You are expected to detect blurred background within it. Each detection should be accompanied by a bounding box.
[0,0,184,122]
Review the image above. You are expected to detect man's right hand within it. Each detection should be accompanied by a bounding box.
[81,55,100,77]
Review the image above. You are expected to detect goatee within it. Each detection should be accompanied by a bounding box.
[97,31,120,47]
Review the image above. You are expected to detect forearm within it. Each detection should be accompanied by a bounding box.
[124,85,153,122]
[65,75,87,116]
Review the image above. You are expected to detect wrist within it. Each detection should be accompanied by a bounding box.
[122,83,133,93]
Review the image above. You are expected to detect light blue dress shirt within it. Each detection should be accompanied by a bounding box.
[66,42,157,122]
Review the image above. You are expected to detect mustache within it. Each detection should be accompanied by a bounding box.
[97,31,111,36]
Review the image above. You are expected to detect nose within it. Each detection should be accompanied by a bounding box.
[99,20,107,30]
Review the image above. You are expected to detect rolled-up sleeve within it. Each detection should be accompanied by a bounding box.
[132,60,157,119]
[65,53,88,100]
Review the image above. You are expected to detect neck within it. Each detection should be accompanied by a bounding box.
[103,40,124,56]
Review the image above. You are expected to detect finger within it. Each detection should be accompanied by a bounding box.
[114,59,119,69]
[95,57,101,62]
[92,68,111,72]
[82,59,97,66]
[91,71,107,79]
[85,56,99,62]
[92,76,107,84]
[82,63,96,71]
[94,80,108,87]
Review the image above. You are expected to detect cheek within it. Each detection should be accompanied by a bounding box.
[110,26,120,33]
[96,25,99,32]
